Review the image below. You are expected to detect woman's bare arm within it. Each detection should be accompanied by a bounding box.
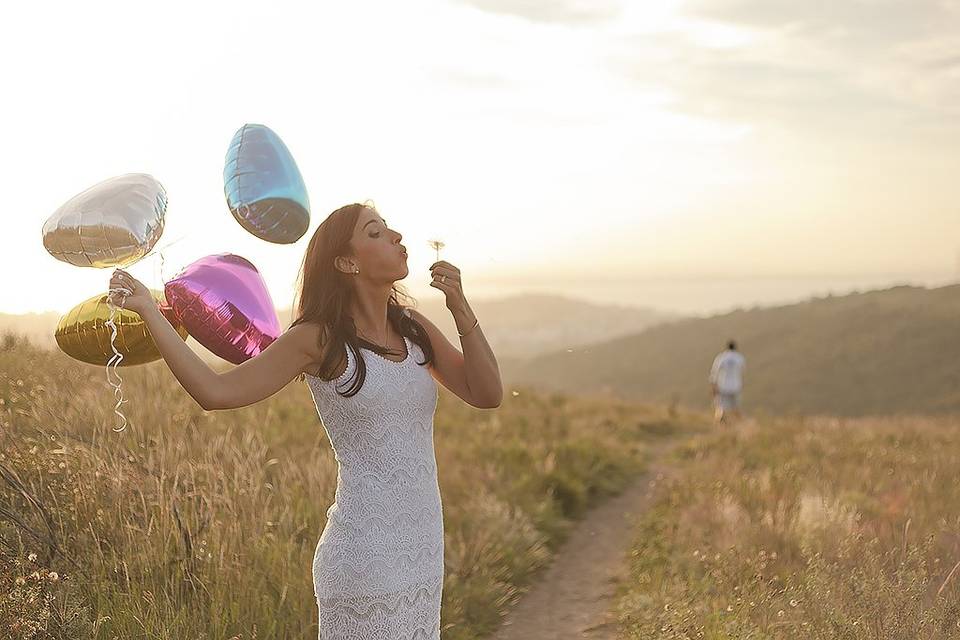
[141,304,319,411]
[407,306,502,409]
[139,304,221,409]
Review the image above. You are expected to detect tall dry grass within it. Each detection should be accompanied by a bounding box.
[0,332,697,639]
[617,415,960,638]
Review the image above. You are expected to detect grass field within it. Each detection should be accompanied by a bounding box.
[617,414,960,639]
[0,332,700,639]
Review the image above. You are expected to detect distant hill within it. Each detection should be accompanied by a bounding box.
[1,293,674,365]
[277,293,674,359]
[0,309,228,366]
[395,293,673,359]
[502,284,960,417]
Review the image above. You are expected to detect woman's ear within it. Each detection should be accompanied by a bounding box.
[334,256,354,274]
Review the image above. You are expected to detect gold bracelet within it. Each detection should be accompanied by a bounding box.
[457,318,479,337]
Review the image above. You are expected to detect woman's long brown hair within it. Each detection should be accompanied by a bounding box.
[289,202,434,396]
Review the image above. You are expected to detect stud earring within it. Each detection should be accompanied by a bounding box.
[354,267,359,274]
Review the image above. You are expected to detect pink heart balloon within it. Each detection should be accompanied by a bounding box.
[164,253,281,364]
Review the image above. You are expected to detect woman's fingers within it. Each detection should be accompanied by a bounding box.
[429,261,460,274]
[429,281,453,295]
[111,269,141,292]
[430,266,461,283]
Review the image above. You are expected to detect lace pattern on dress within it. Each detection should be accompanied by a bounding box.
[305,331,443,639]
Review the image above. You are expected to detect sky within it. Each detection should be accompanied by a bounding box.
[3,0,959,317]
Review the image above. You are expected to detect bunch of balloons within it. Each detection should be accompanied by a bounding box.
[42,124,309,432]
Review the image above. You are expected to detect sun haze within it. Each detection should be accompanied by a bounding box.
[3,0,957,316]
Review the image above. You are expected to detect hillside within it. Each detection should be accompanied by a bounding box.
[2,293,673,363]
[0,332,701,639]
[378,293,675,359]
[502,284,960,416]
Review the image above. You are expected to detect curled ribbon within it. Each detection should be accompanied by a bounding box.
[105,285,130,432]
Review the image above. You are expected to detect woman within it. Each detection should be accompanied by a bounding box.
[109,202,503,638]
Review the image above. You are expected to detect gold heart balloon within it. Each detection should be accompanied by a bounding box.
[55,290,187,366]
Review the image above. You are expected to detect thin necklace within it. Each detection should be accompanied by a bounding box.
[356,326,399,354]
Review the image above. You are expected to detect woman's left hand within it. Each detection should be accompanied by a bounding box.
[429,260,467,312]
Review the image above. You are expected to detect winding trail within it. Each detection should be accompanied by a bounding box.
[489,440,682,640]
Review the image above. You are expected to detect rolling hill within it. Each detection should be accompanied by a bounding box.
[502,284,960,416]
[391,293,674,359]
[1,293,673,364]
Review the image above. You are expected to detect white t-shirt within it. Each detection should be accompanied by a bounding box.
[709,349,746,394]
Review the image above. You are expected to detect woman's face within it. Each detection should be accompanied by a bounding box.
[343,207,408,281]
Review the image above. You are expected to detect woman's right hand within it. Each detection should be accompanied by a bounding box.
[108,268,153,317]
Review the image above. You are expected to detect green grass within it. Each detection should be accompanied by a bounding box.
[616,415,960,639]
[507,283,960,416]
[0,332,697,639]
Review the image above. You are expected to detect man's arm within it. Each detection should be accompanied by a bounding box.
[709,354,721,394]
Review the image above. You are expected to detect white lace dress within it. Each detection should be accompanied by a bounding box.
[304,333,444,639]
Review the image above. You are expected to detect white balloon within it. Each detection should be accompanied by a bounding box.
[42,173,167,268]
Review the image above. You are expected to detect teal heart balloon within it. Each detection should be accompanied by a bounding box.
[223,123,310,244]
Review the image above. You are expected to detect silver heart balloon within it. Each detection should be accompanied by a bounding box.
[223,123,310,244]
[42,173,167,268]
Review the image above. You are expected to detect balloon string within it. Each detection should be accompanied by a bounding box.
[105,287,130,433]
[141,233,187,264]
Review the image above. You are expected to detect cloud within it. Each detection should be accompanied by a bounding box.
[608,0,960,138]
[689,0,956,42]
[454,0,620,25]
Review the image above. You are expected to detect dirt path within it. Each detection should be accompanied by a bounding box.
[489,440,682,640]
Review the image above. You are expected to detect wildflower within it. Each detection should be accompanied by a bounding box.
[28,552,37,562]
[427,239,445,262]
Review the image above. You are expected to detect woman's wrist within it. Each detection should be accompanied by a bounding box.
[457,318,479,337]
[139,300,165,322]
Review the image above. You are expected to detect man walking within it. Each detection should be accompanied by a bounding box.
[709,340,746,425]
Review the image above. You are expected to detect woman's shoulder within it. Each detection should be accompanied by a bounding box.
[290,321,350,379]
[286,321,330,360]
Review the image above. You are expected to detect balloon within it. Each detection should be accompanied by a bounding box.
[223,123,310,244]
[55,290,187,366]
[164,253,281,364]
[42,173,167,268]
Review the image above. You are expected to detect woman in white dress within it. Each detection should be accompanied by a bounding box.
[108,202,503,638]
